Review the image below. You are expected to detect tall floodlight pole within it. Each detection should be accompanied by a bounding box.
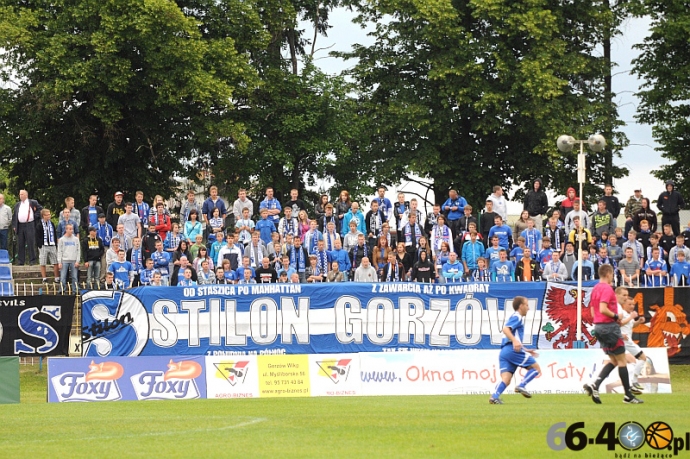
[557,134,606,344]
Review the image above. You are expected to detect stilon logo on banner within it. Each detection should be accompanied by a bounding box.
[315,359,352,384]
[15,307,61,354]
[51,361,124,402]
[213,361,250,386]
[81,290,149,357]
[130,359,203,400]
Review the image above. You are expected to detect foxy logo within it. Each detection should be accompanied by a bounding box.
[316,359,352,384]
[51,361,124,402]
[213,361,250,386]
[131,359,203,400]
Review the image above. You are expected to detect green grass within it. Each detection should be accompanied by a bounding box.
[2,365,690,458]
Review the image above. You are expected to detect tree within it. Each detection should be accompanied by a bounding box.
[177,0,361,208]
[338,0,628,210]
[632,0,690,198]
[0,0,259,211]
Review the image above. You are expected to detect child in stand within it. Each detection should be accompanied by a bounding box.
[178,267,197,286]
[189,234,205,262]
[208,207,225,240]
[596,232,609,250]
[208,232,225,265]
[235,207,255,247]
[614,227,624,244]
[256,208,277,246]
[149,271,164,286]
[472,257,491,282]
[646,233,664,263]
[670,250,690,286]
[607,235,623,265]
[238,267,257,284]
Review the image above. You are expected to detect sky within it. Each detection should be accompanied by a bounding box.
[305,10,668,214]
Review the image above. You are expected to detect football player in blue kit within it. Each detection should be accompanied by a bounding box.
[490,296,542,404]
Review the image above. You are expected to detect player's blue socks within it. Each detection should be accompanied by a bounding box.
[519,369,538,388]
[492,381,507,399]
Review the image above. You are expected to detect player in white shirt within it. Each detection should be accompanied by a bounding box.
[618,289,647,394]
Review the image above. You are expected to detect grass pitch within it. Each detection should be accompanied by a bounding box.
[1,365,689,458]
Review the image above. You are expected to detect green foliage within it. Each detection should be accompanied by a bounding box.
[0,167,16,207]
[338,0,628,210]
[176,0,361,207]
[0,0,259,211]
[632,0,690,198]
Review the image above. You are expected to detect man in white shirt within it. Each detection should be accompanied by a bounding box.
[12,189,42,265]
[118,202,141,241]
[486,185,508,221]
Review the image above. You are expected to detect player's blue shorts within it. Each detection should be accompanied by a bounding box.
[499,346,536,374]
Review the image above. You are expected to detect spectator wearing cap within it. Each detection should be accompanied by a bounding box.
[106,191,126,229]
[624,188,644,236]
[95,212,113,282]
[81,194,104,233]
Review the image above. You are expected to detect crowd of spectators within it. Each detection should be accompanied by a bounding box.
[0,179,685,290]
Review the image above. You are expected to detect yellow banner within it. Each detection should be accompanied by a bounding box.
[257,355,310,397]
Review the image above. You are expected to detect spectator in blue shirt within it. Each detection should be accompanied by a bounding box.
[491,249,515,282]
[488,215,513,250]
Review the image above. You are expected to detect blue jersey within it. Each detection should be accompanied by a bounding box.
[670,262,690,285]
[498,312,536,374]
[537,247,554,269]
[492,260,514,282]
[488,224,512,250]
[509,246,524,264]
[501,312,525,347]
[485,246,501,269]
[151,251,171,276]
[256,219,277,246]
[259,198,282,224]
[521,228,542,254]
[108,261,132,288]
[644,258,668,286]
